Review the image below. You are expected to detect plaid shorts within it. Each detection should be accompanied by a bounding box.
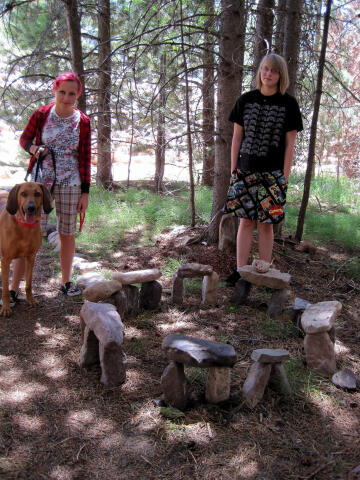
[41,185,81,235]
[224,169,288,224]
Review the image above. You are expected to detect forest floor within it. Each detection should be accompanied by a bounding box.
[0,187,360,479]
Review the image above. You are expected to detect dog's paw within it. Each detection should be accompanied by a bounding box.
[27,297,38,308]
[0,305,12,317]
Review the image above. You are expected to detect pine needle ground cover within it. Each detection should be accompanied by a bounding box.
[0,180,359,480]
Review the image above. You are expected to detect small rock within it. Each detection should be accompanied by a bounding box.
[139,280,162,310]
[171,273,184,305]
[332,368,357,390]
[251,348,290,364]
[205,367,231,403]
[293,297,312,311]
[218,214,238,254]
[303,331,336,376]
[242,362,272,409]
[201,271,219,306]
[229,279,252,305]
[161,361,188,411]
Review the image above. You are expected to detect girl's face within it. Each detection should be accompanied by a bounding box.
[260,62,280,92]
[54,81,80,114]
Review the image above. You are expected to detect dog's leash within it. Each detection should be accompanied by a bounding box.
[79,212,85,232]
[25,145,56,194]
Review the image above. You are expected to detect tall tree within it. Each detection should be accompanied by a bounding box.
[201,0,215,186]
[208,0,245,243]
[296,0,332,241]
[253,0,275,71]
[154,52,166,193]
[274,0,286,54]
[96,0,113,188]
[283,0,303,95]
[63,0,86,113]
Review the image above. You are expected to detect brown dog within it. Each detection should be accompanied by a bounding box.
[0,182,53,316]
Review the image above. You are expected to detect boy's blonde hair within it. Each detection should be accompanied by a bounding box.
[255,54,289,95]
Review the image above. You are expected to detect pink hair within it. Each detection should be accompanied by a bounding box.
[52,72,82,95]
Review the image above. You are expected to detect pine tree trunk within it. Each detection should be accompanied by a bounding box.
[283,0,303,96]
[96,0,113,188]
[253,0,275,73]
[202,0,215,187]
[207,0,245,243]
[274,0,286,54]
[63,0,86,113]
[155,53,166,193]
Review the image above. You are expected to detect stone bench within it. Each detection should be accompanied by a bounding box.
[79,268,162,317]
[230,265,291,317]
[301,300,342,376]
[171,263,219,306]
[242,348,291,409]
[161,333,237,410]
[80,302,126,386]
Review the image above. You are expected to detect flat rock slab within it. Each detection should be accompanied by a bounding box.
[77,272,107,290]
[162,334,237,368]
[83,280,123,302]
[332,368,357,390]
[80,302,124,345]
[301,301,342,333]
[112,268,161,285]
[251,348,290,364]
[293,297,312,311]
[178,263,213,278]
[238,265,291,289]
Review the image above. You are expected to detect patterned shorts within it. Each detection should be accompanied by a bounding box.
[224,169,287,224]
[41,185,81,235]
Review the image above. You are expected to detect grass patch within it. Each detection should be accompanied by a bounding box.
[284,357,327,397]
[185,367,208,387]
[125,336,151,354]
[183,278,202,294]
[256,313,298,340]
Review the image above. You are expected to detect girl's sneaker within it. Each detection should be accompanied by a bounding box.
[60,282,81,297]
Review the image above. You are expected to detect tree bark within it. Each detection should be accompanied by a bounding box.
[274,0,286,54]
[96,0,113,188]
[63,0,87,113]
[283,0,303,96]
[155,52,166,193]
[295,0,332,242]
[253,0,275,74]
[208,0,245,243]
[202,0,215,187]
[180,0,196,227]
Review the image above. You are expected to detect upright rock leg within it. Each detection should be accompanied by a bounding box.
[161,361,188,410]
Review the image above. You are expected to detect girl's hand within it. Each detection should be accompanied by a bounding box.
[77,193,89,213]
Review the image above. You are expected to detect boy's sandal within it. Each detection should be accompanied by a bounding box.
[252,259,271,274]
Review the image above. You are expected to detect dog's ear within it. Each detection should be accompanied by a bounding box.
[6,184,20,215]
[40,184,53,214]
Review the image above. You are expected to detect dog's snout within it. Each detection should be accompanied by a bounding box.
[26,202,36,214]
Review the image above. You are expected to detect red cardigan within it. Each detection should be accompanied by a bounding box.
[20,103,91,194]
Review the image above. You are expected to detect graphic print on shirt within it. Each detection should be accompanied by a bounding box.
[240,102,286,157]
[40,106,81,189]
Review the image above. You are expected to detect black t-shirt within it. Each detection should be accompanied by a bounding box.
[229,89,303,172]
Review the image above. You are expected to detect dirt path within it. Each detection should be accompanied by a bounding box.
[0,228,359,479]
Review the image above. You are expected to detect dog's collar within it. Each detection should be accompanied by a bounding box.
[14,214,40,228]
